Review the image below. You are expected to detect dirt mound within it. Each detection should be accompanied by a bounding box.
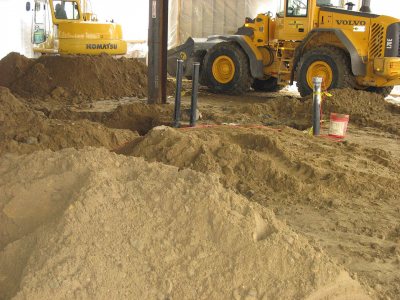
[0,53,148,101]
[0,52,33,87]
[0,87,138,154]
[0,148,368,299]
[129,126,399,203]
[128,126,400,298]
[323,89,400,134]
[208,89,400,134]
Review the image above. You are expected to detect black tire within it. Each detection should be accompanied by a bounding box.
[252,77,285,92]
[295,46,354,97]
[365,86,393,97]
[201,42,253,95]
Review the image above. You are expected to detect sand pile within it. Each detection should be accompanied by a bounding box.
[128,126,400,298]
[0,52,148,100]
[0,53,33,87]
[323,89,400,134]
[0,147,369,299]
[0,87,138,154]
[211,89,400,134]
[129,126,399,201]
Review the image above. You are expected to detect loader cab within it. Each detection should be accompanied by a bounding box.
[275,0,317,41]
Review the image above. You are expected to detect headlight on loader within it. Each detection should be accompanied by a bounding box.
[374,57,400,78]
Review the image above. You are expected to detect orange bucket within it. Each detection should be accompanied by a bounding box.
[328,113,350,138]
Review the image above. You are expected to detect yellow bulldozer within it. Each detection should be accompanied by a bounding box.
[167,0,400,97]
[26,0,127,55]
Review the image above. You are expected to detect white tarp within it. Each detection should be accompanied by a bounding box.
[168,0,279,48]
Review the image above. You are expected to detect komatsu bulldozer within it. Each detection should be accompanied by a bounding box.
[167,0,400,97]
[26,0,127,55]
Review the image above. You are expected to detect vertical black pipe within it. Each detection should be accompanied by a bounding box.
[147,0,168,104]
[147,0,159,104]
[190,63,200,127]
[174,60,184,128]
[312,77,322,136]
[160,0,168,104]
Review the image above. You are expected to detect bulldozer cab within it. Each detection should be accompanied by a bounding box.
[275,0,359,41]
[277,0,314,40]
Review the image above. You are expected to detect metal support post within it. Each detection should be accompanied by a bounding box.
[190,63,200,127]
[313,77,322,136]
[174,60,184,128]
[147,0,169,104]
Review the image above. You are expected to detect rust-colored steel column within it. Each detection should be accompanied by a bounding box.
[147,0,169,104]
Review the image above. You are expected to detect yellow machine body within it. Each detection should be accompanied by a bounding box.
[168,0,400,96]
[246,1,400,88]
[31,0,127,55]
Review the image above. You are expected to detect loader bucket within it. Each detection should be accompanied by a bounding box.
[167,38,196,78]
[168,37,219,79]
[168,36,238,79]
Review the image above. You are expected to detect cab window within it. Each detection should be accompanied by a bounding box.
[53,0,80,20]
[286,0,308,17]
[277,0,285,17]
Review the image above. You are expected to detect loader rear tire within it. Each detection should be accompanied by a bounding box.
[295,46,354,97]
[365,86,393,97]
[202,42,253,95]
[252,77,285,92]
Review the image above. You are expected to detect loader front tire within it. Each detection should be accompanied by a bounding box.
[202,42,253,95]
[295,46,354,97]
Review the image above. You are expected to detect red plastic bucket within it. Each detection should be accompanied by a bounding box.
[329,113,349,138]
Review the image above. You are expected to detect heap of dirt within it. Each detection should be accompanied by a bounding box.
[0,52,33,87]
[0,87,138,154]
[0,148,369,299]
[205,89,400,134]
[323,89,400,134]
[0,53,148,100]
[128,126,400,299]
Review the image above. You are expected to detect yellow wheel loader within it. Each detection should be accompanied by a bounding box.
[26,0,127,55]
[167,0,400,97]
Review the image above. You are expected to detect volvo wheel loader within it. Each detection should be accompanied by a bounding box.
[26,0,127,55]
[167,0,400,97]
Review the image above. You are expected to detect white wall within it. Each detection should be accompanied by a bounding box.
[0,0,32,59]
[91,0,149,41]
[370,0,400,18]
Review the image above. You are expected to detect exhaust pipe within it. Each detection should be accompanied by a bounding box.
[360,0,371,13]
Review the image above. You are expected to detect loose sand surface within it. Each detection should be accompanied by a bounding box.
[0,54,399,299]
